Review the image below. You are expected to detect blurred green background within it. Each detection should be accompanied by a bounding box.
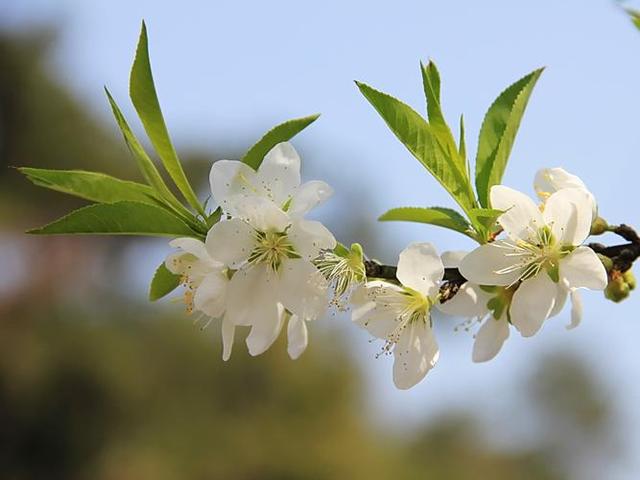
[1,2,638,479]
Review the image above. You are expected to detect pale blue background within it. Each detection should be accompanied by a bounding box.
[2,1,640,477]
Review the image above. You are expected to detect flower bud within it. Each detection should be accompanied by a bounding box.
[596,254,614,273]
[624,269,636,291]
[590,216,609,236]
[604,270,634,303]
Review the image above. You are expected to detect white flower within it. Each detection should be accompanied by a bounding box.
[165,237,235,361]
[436,251,510,363]
[534,167,596,220]
[244,304,310,360]
[351,243,443,389]
[460,185,607,338]
[210,142,333,218]
[315,243,366,308]
[206,144,336,358]
[286,313,309,360]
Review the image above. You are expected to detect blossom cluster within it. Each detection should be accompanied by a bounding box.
[167,146,607,390]
[166,143,336,361]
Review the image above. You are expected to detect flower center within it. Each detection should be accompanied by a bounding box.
[315,251,366,306]
[370,287,432,357]
[495,226,570,284]
[248,230,298,271]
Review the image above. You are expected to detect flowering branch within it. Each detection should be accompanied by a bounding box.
[365,223,640,305]
[18,22,639,390]
[368,224,640,280]
[589,224,640,271]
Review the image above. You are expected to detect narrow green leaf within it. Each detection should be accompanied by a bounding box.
[468,207,503,234]
[206,207,222,229]
[334,242,351,257]
[475,68,544,207]
[420,62,467,178]
[27,201,197,237]
[379,206,474,238]
[105,89,206,234]
[627,8,640,31]
[105,88,184,209]
[356,81,476,212]
[129,22,203,214]
[149,263,181,301]
[421,61,445,127]
[19,167,158,205]
[458,115,467,164]
[241,114,320,170]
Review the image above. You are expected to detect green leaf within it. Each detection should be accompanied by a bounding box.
[241,114,320,170]
[356,81,476,213]
[458,115,467,167]
[27,201,197,237]
[19,167,157,205]
[475,68,544,207]
[379,206,473,237]
[105,88,185,211]
[149,263,181,301]
[333,242,351,257]
[468,207,503,236]
[421,61,445,127]
[627,8,640,31]
[129,22,203,214]
[421,62,468,181]
[206,207,222,229]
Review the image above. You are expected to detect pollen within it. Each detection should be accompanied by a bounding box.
[247,230,297,271]
[315,251,366,308]
[369,286,432,357]
[494,226,568,285]
[184,290,194,314]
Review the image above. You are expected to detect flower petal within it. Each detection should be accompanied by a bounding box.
[436,282,490,318]
[209,160,259,215]
[193,270,228,318]
[548,281,568,318]
[440,250,467,268]
[567,289,583,330]
[459,241,523,287]
[205,218,255,268]
[534,167,587,200]
[166,238,220,276]
[351,282,405,339]
[164,251,188,275]
[169,237,211,261]
[393,321,439,390]
[510,273,558,337]
[256,142,301,206]
[277,259,328,320]
[561,246,607,290]
[472,316,510,363]
[287,314,309,360]
[396,242,444,297]
[245,304,285,356]
[288,180,334,218]
[226,265,277,326]
[490,185,544,243]
[287,219,336,260]
[221,317,235,361]
[234,196,290,232]
[543,188,593,246]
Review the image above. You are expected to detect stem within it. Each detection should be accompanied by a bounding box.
[364,224,640,287]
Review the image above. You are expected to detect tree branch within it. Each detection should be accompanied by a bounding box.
[364,224,640,301]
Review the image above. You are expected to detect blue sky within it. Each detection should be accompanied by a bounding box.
[3,0,640,477]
